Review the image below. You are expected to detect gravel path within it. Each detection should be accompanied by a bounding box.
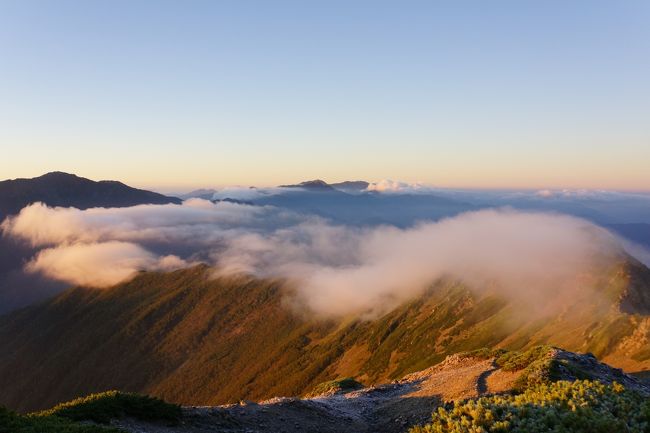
[114,349,646,433]
[113,355,503,433]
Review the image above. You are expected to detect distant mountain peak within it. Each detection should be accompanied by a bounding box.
[41,171,75,177]
[36,171,82,181]
[0,172,181,218]
[279,179,336,191]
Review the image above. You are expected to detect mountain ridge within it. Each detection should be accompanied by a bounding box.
[0,260,648,413]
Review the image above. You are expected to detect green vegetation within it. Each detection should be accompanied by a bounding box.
[305,377,364,397]
[586,315,636,358]
[456,348,508,361]
[0,391,180,433]
[494,345,553,372]
[460,345,555,371]
[495,346,560,391]
[412,345,648,432]
[458,345,559,390]
[37,391,181,424]
[410,380,650,433]
[0,406,120,433]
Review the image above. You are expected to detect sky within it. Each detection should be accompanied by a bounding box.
[0,1,649,191]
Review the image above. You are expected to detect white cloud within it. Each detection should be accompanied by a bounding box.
[26,241,187,288]
[3,201,643,317]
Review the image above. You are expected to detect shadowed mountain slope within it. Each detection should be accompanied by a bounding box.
[0,261,649,413]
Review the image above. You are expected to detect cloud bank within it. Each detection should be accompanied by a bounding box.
[1,200,638,317]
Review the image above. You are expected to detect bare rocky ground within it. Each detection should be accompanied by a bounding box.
[114,349,650,433]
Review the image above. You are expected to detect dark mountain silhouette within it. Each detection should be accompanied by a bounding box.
[0,259,648,413]
[0,172,182,313]
[0,172,181,219]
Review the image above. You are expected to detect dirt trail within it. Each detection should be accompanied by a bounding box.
[115,355,517,433]
[112,348,650,433]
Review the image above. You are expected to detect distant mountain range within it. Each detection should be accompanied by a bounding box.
[0,172,181,218]
[260,180,475,226]
[1,258,648,412]
[185,180,650,248]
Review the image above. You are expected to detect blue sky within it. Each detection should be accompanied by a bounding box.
[1,1,649,191]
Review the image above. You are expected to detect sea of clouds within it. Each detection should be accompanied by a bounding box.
[2,198,641,317]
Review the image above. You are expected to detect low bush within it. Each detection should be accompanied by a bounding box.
[37,391,181,424]
[494,345,553,372]
[459,345,560,391]
[410,380,650,433]
[0,406,120,433]
[456,348,508,361]
[305,377,364,397]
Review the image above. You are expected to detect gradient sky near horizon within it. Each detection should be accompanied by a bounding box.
[1,1,649,192]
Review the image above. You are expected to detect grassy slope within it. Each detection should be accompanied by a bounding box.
[0,262,648,412]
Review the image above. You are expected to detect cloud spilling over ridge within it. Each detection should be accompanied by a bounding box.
[1,200,637,316]
[215,210,624,316]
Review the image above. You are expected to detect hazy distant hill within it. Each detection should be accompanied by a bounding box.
[1,260,649,412]
[256,181,475,226]
[279,179,338,191]
[330,180,370,193]
[179,188,218,200]
[280,179,371,193]
[0,171,181,218]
